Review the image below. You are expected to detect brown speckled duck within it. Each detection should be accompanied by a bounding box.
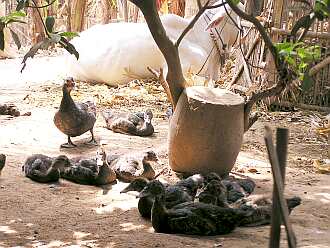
[0,154,6,176]
[61,147,116,185]
[22,154,71,183]
[110,150,157,183]
[54,78,97,148]
[102,109,154,136]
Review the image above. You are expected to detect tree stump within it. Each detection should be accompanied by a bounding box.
[168,86,245,176]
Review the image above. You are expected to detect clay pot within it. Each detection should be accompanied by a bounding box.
[168,86,245,176]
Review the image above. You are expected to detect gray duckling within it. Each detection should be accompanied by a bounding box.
[138,180,251,235]
[54,77,97,148]
[61,147,116,186]
[23,154,71,183]
[102,109,154,136]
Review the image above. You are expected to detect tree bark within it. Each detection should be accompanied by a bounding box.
[31,0,46,44]
[70,0,87,32]
[101,0,112,24]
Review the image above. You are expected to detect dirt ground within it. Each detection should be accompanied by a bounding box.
[0,57,329,248]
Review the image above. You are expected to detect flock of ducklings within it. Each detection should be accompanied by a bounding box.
[120,173,301,235]
[0,78,302,236]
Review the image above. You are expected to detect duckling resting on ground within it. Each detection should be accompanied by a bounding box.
[197,179,230,207]
[54,77,97,148]
[201,172,255,203]
[0,154,6,176]
[233,194,302,227]
[61,148,116,185]
[22,154,71,183]
[102,109,154,136]
[121,178,193,219]
[173,174,205,200]
[110,150,157,183]
[138,180,251,235]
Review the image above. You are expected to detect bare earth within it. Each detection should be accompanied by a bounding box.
[0,57,329,248]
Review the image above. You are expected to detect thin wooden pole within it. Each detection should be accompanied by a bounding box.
[265,126,296,248]
[269,127,288,248]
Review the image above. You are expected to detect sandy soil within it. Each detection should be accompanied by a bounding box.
[0,57,329,248]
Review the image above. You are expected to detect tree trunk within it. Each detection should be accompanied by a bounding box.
[31,0,46,44]
[70,0,87,32]
[168,86,245,176]
[101,0,112,24]
[245,0,264,17]
[184,0,216,18]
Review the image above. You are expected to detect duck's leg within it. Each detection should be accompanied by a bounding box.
[86,129,98,146]
[60,136,77,148]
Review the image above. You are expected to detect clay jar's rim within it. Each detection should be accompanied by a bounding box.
[185,86,244,106]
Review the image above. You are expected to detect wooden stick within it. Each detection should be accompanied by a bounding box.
[147,66,174,108]
[271,27,330,40]
[228,35,260,88]
[269,128,289,248]
[264,126,297,248]
[309,56,330,77]
[273,100,330,112]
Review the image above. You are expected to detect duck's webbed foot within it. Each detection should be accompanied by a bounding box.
[86,130,98,146]
[60,136,77,148]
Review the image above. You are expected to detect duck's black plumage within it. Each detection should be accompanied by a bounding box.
[233,195,302,227]
[174,174,205,199]
[54,78,97,148]
[61,149,116,185]
[138,180,250,235]
[23,154,70,183]
[197,180,229,207]
[0,154,6,176]
[121,178,193,219]
[102,109,154,136]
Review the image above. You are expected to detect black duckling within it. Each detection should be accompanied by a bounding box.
[138,180,250,235]
[197,180,230,207]
[233,195,302,227]
[61,148,116,185]
[54,77,97,148]
[23,154,71,183]
[222,176,256,203]
[111,150,157,183]
[0,154,6,176]
[174,174,205,199]
[121,178,193,219]
[102,109,154,136]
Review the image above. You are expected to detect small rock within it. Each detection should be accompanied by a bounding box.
[76,197,79,200]
[34,230,39,234]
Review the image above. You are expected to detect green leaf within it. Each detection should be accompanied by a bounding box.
[301,72,314,91]
[45,16,55,33]
[0,29,4,51]
[59,31,80,39]
[8,11,26,18]
[60,37,79,60]
[9,28,21,49]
